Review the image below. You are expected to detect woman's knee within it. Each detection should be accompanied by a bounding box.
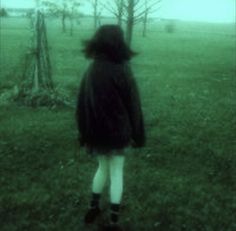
[109,155,125,167]
[109,155,125,179]
[97,155,109,174]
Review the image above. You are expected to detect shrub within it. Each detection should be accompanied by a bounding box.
[0,8,8,17]
[165,20,176,33]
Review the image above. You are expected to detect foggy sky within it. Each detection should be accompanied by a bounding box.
[1,0,235,23]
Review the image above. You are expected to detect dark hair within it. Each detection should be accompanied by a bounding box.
[82,25,136,63]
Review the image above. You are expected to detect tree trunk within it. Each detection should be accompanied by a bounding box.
[69,16,74,36]
[33,10,53,91]
[142,10,148,37]
[62,11,66,33]
[94,0,98,29]
[34,10,40,91]
[34,61,39,91]
[126,0,134,46]
[41,15,53,89]
[117,0,124,26]
[117,15,122,26]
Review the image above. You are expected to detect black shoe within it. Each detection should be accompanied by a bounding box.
[99,223,123,231]
[84,207,101,224]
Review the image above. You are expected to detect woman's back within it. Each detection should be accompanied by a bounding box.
[78,59,135,151]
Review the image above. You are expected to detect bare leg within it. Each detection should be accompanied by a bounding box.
[92,155,109,194]
[109,155,125,204]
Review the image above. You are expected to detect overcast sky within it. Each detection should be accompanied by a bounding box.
[1,0,235,23]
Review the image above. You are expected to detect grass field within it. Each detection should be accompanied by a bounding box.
[0,17,236,231]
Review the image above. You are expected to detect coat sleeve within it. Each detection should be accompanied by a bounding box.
[118,64,146,147]
[75,76,86,146]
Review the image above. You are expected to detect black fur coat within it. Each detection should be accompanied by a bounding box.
[76,58,145,152]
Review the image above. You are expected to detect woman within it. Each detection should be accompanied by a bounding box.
[76,25,145,231]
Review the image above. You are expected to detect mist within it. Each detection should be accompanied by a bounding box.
[0,0,235,231]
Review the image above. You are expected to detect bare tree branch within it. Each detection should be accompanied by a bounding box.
[101,0,125,26]
[123,0,162,44]
[88,0,102,29]
[100,1,117,15]
[42,0,80,34]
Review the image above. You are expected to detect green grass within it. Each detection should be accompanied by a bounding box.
[0,17,236,230]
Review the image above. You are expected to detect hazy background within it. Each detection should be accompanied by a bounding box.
[1,0,235,23]
[0,0,235,231]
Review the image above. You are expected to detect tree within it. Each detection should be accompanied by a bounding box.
[125,0,162,45]
[125,0,135,46]
[16,0,54,106]
[142,0,161,37]
[42,0,67,33]
[67,1,80,36]
[16,0,71,107]
[102,0,161,46]
[115,0,125,26]
[88,0,102,29]
[42,0,80,34]
[101,0,138,45]
[0,8,8,17]
[102,0,124,26]
[165,19,176,33]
